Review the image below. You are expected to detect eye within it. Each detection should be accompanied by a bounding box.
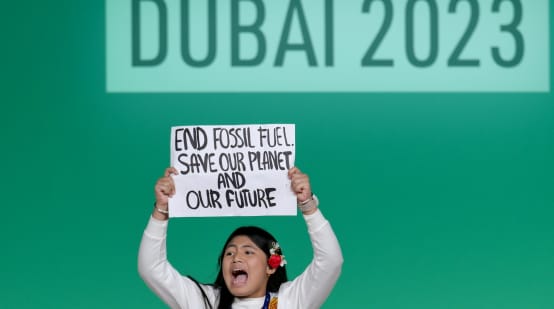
[224,251,234,256]
[245,250,254,255]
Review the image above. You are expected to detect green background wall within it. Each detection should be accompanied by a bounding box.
[2,1,553,308]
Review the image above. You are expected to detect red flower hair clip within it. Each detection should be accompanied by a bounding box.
[268,242,287,269]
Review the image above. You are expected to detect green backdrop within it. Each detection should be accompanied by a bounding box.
[2,1,553,308]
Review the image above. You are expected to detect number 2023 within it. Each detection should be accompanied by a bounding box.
[361,0,524,68]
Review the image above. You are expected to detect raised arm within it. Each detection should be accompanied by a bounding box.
[138,167,215,309]
[280,167,344,308]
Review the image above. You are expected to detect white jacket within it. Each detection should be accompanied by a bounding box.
[138,209,343,309]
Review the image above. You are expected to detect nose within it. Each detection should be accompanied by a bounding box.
[232,252,243,263]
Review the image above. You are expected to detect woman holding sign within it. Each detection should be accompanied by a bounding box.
[138,167,343,309]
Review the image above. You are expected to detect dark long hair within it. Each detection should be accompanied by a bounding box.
[198,226,288,309]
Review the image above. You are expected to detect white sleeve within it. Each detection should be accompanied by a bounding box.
[137,216,217,309]
[278,209,344,309]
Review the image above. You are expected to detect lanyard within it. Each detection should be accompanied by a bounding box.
[228,292,271,309]
[261,292,270,309]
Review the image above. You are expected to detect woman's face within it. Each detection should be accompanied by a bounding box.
[222,235,276,298]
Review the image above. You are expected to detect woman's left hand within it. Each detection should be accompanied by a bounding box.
[288,167,312,204]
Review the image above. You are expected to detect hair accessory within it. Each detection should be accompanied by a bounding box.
[268,242,287,269]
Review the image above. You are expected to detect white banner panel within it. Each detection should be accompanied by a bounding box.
[107,0,550,92]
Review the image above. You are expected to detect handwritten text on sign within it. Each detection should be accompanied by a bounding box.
[169,124,296,217]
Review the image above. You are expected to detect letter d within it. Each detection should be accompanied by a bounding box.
[132,0,168,66]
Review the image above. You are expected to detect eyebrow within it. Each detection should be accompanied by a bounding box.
[225,244,258,250]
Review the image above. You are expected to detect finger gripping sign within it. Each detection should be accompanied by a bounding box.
[169,124,296,217]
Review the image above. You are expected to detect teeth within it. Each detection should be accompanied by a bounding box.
[232,270,249,285]
[232,269,247,276]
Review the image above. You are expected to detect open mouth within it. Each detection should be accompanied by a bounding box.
[231,269,248,286]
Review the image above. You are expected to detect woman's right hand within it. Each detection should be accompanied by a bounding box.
[153,167,178,219]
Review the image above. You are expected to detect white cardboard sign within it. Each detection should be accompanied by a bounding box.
[168,124,296,217]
